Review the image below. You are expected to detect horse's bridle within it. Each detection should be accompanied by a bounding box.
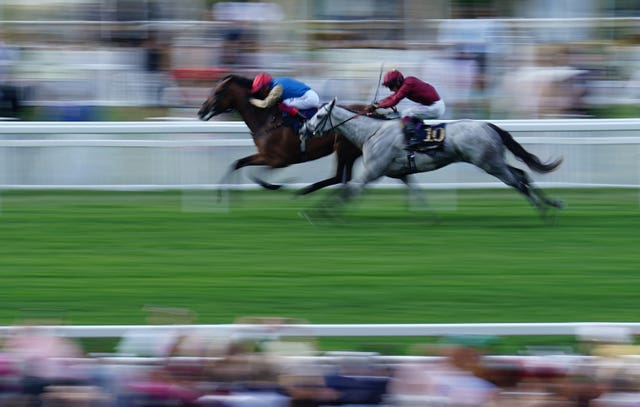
[200,78,238,121]
[306,103,361,138]
[202,93,233,121]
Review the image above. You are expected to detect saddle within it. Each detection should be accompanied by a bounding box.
[283,107,317,133]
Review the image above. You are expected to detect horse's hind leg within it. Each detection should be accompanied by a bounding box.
[495,165,563,222]
[483,163,546,212]
[508,166,564,210]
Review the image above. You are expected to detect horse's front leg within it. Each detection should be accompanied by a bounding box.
[217,154,260,187]
[400,175,441,223]
[297,156,356,196]
[233,154,268,171]
[221,154,286,191]
[300,179,357,224]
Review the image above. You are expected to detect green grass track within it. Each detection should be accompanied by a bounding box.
[0,188,638,338]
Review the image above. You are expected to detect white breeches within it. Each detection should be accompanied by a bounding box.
[401,99,446,120]
[282,89,320,110]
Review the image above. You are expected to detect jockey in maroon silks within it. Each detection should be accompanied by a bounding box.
[366,69,446,145]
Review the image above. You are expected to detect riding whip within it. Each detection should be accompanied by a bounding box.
[371,63,384,104]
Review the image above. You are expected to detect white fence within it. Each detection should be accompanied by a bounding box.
[0,119,639,190]
[1,322,640,339]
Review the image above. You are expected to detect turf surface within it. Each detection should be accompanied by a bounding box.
[0,188,638,351]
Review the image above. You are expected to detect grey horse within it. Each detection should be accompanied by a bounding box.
[300,98,563,218]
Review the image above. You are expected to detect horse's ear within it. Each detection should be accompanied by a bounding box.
[330,97,337,107]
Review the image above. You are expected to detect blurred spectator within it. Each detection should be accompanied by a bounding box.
[494,45,587,118]
[576,325,635,356]
[212,2,284,69]
[0,32,21,118]
[3,324,89,405]
[142,32,169,106]
[440,50,483,118]
[388,338,499,406]
[219,26,246,68]
[591,373,640,407]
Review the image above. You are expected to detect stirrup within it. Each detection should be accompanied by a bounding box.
[405,137,421,151]
[407,151,416,172]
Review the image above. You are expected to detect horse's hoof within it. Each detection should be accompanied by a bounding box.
[538,206,561,226]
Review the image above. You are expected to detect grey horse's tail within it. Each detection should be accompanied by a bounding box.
[487,122,563,173]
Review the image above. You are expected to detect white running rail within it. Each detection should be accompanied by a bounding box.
[0,119,639,189]
[1,322,640,338]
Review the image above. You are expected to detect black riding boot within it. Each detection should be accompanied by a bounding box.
[403,117,423,151]
[403,117,423,171]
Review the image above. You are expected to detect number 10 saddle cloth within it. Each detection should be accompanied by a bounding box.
[404,120,447,152]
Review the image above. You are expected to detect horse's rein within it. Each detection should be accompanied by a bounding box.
[301,106,363,155]
[312,106,364,137]
[329,113,362,132]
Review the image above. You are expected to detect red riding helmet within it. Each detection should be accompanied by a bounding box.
[383,69,404,87]
[251,72,273,94]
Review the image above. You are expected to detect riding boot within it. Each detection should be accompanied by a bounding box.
[278,102,306,121]
[403,124,420,150]
[400,118,418,170]
[403,116,425,151]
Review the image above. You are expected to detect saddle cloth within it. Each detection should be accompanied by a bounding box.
[406,122,447,151]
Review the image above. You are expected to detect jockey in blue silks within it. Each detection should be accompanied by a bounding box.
[249,72,319,121]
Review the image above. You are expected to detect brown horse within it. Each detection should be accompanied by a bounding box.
[197,74,362,195]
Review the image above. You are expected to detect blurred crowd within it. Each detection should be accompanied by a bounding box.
[2,320,640,406]
[0,1,638,121]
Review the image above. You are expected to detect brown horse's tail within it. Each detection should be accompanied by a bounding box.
[487,122,563,173]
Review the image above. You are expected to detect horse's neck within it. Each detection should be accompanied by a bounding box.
[236,103,276,134]
[334,107,384,147]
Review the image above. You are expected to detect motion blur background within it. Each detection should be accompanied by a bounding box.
[0,0,638,122]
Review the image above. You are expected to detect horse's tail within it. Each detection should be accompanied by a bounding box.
[487,122,563,173]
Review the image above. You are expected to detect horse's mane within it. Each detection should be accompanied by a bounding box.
[218,74,253,89]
